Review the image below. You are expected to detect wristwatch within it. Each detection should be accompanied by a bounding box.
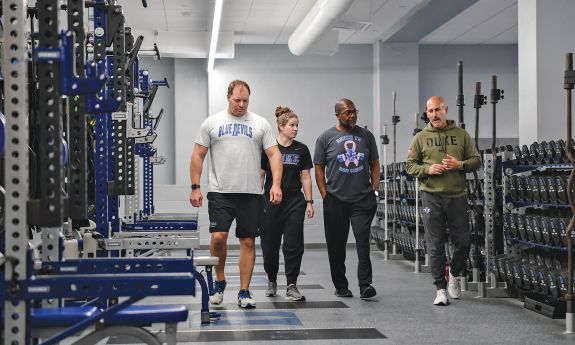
[306,199,314,204]
[191,184,201,190]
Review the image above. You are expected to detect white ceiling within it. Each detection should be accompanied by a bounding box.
[420,0,517,44]
[121,0,518,46]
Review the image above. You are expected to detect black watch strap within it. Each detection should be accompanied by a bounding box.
[306,199,314,204]
[191,184,201,190]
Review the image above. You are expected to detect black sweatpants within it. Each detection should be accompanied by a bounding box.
[323,192,377,289]
[261,192,306,285]
[421,192,471,290]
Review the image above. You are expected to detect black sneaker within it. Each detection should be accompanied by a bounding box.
[334,288,353,297]
[360,285,376,299]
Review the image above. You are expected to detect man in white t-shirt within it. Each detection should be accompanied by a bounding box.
[190,80,283,308]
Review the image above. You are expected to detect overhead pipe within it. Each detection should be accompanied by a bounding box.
[288,0,356,56]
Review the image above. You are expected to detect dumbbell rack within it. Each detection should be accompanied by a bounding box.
[496,145,575,318]
[372,162,430,269]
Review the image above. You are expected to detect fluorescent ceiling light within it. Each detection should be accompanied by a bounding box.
[207,0,223,73]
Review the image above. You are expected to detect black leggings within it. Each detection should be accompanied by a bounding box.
[260,192,306,285]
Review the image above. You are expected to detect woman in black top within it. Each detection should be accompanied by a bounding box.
[261,106,314,301]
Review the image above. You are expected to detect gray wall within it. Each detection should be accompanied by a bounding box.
[419,45,518,154]
[173,59,209,186]
[138,56,176,184]
[208,44,375,151]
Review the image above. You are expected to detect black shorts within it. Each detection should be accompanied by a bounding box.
[207,192,262,238]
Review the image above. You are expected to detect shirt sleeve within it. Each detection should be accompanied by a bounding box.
[313,133,327,165]
[300,144,313,170]
[194,117,212,148]
[261,120,277,150]
[405,135,430,178]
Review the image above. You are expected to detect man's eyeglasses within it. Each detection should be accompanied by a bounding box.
[339,109,358,116]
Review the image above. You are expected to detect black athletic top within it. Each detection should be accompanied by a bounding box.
[261,140,313,194]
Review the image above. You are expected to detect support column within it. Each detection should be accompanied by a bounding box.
[518,0,575,146]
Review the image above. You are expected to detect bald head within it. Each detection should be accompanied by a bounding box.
[335,98,355,115]
[425,96,448,129]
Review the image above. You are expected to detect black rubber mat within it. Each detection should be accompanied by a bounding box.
[249,284,324,290]
[177,328,386,342]
[208,300,349,310]
[109,327,385,343]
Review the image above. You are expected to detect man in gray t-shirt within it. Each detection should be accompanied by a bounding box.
[190,80,283,309]
[314,98,380,300]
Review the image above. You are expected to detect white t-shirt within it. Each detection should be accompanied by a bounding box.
[195,110,276,194]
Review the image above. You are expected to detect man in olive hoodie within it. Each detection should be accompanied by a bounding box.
[406,96,480,306]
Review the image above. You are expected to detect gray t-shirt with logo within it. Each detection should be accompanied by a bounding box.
[314,125,379,202]
[195,110,276,194]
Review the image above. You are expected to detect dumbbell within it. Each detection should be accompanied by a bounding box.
[556,175,568,204]
[537,266,552,296]
[504,257,524,285]
[516,213,527,241]
[521,145,531,165]
[521,263,534,291]
[557,139,567,163]
[522,176,533,202]
[557,272,574,299]
[506,176,518,200]
[512,260,525,288]
[529,142,541,164]
[547,270,561,299]
[492,255,508,281]
[540,216,553,245]
[548,140,558,164]
[513,145,523,164]
[548,217,562,248]
[530,176,541,203]
[524,215,535,242]
[509,213,519,239]
[538,176,549,204]
[540,141,552,164]
[558,217,569,248]
[515,175,526,202]
[547,175,558,204]
[532,215,544,244]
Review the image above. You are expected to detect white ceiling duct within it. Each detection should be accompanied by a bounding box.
[288,0,356,56]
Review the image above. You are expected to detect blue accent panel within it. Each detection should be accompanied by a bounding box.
[124,220,198,231]
[43,257,195,274]
[14,275,196,300]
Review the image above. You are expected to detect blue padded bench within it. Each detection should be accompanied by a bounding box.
[30,304,188,345]
[31,306,100,328]
[104,304,188,326]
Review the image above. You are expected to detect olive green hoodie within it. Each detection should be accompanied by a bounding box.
[406,119,480,197]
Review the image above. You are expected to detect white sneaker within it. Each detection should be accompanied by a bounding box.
[238,289,256,308]
[448,273,461,299]
[209,280,226,305]
[434,289,449,306]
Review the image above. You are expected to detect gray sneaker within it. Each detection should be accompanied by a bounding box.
[285,285,306,301]
[265,281,277,297]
